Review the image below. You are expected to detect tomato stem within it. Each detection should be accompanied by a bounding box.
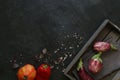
[110,44,117,50]
[77,58,83,71]
[92,52,102,59]
[23,76,27,80]
[43,65,48,68]
[92,52,102,63]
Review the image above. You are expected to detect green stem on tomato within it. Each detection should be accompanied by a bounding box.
[92,52,102,63]
[23,76,27,80]
[110,44,117,50]
[43,65,48,69]
[77,58,83,71]
[92,52,102,59]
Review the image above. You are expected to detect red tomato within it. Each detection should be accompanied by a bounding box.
[17,64,36,80]
[36,64,51,80]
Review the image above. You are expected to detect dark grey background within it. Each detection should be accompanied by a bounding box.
[0,0,120,80]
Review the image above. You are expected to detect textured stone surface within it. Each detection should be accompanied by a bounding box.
[0,0,120,80]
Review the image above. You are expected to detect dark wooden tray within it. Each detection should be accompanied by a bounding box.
[64,19,120,80]
[112,70,120,80]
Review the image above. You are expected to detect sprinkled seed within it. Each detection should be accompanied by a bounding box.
[69,54,72,57]
[63,54,68,61]
[42,48,47,54]
[20,54,23,57]
[54,50,58,53]
[74,33,77,35]
[66,35,70,38]
[39,54,44,59]
[12,63,19,69]
[54,48,60,53]
[9,60,13,63]
[56,67,59,69]
[60,47,63,49]
[75,36,79,39]
[73,34,77,37]
[78,40,83,44]
[20,62,22,65]
[58,57,63,63]
[13,60,17,63]
[50,65,54,69]
[61,62,65,66]
[64,48,67,50]
[61,44,64,46]
[54,61,58,64]
[80,37,83,40]
[64,36,66,38]
[38,60,41,62]
[67,52,70,54]
[77,45,80,48]
[57,48,60,51]
[62,26,64,28]
[69,46,73,49]
[62,68,65,72]
[34,55,40,62]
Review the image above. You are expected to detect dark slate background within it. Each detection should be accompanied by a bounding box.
[0,0,120,80]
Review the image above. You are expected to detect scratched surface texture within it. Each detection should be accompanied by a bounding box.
[0,0,120,80]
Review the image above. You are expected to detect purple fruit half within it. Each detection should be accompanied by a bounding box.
[89,53,103,74]
[77,59,94,80]
[94,42,117,52]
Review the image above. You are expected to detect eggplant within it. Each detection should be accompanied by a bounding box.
[93,42,117,52]
[88,53,103,74]
[77,59,94,80]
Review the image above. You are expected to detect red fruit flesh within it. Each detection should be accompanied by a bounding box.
[37,64,51,80]
[79,67,94,80]
[17,64,36,80]
[36,74,48,80]
[89,59,103,74]
[89,53,103,74]
[94,42,110,52]
[77,59,94,80]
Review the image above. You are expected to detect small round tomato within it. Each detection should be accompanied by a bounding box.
[36,64,51,80]
[17,64,36,80]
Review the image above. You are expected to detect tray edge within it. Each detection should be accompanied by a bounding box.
[64,19,120,80]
